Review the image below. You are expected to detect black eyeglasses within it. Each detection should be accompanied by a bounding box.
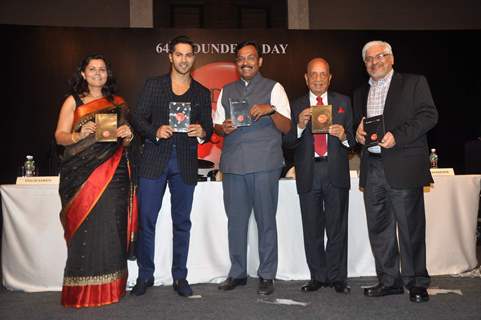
[364,53,391,64]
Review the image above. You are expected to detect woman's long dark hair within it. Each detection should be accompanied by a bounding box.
[68,53,116,102]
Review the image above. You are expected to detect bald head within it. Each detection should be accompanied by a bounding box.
[307,58,330,74]
[305,58,332,96]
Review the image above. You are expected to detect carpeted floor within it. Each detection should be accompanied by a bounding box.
[1,215,480,320]
[1,275,481,320]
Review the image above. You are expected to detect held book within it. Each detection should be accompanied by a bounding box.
[311,104,332,133]
[95,113,118,142]
[229,99,252,127]
[363,115,385,147]
[169,102,191,132]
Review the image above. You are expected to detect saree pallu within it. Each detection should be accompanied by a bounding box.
[59,96,138,308]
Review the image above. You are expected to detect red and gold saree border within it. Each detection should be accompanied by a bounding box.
[73,96,125,128]
[61,269,127,308]
[60,146,124,242]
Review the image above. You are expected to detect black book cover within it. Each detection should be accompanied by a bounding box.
[364,115,385,147]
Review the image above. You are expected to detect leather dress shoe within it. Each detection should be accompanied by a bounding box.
[130,278,154,296]
[409,287,429,303]
[332,281,351,294]
[173,279,193,297]
[301,280,329,292]
[257,278,274,295]
[218,277,247,291]
[364,283,404,297]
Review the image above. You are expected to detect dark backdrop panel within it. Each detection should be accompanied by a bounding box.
[1,25,480,183]
[0,0,130,27]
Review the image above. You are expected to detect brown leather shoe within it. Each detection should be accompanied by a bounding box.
[218,277,247,291]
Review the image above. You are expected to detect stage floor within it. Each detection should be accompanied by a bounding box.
[1,274,480,320]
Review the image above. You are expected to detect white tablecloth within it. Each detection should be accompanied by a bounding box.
[1,176,480,292]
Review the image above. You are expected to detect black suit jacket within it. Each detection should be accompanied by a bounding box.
[285,91,355,193]
[132,74,213,185]
[353,72,438,189]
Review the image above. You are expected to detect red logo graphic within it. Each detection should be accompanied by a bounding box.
[175,112,186,122]
[192,62,240,165]
[318,114,328,124]
[338,107,345,113]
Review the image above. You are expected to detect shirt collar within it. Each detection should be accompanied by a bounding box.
[309,91,328,104]
[241,72,262,87]
[369,69,394,87]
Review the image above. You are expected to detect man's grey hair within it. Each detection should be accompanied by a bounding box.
[362,41,393,61]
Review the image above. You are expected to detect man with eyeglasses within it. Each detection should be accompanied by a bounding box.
[214,40,291,295]
[284,58,355,295]
[131,35,213,297]
[353,40,438,303]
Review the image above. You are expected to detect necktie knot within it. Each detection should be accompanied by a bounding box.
[316,96,324,105]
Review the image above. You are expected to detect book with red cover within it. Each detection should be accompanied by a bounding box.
[364,115,385,147]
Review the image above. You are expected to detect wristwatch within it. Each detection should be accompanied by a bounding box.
[267,105,277,116]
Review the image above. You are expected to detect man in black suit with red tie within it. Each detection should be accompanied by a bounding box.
[285,58,355,294]
[130,35,213,297]
[354,40,438,303]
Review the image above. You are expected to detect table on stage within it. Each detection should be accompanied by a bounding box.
[1,175,480,292]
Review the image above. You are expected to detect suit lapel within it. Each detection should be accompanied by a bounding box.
[329,92,346,124]
[360,85,369,117]
[383,72,402,118]
[327,91,335,107]
[328,91,339,113]
[302,94,310,109]
[163,74,174,103]
[326,92,335,149]
[298,94,310,125]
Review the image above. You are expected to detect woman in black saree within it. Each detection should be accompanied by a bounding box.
[54,54,137,308]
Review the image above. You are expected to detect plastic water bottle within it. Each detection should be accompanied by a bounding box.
[429,148,438,168]
[24,155,36,177]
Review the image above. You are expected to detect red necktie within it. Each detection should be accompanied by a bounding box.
[314,96,327,156]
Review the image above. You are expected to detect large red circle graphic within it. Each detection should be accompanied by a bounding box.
[192,62,240,166]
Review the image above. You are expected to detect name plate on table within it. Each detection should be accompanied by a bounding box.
[430,168,455,176]
[16,176,60,185]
